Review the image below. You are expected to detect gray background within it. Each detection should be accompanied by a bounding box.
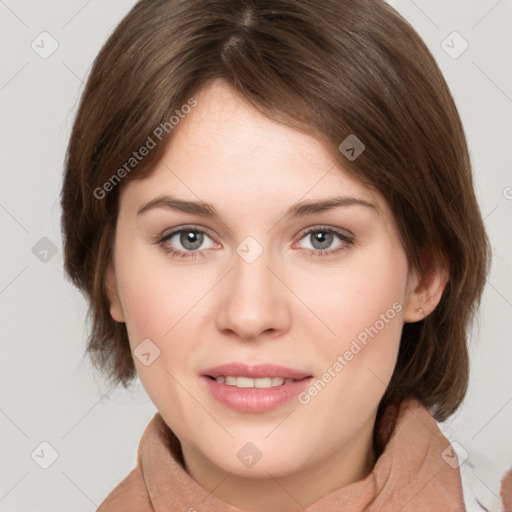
[0,1,511,510]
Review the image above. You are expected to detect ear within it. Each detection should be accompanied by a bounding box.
[403,256,448,323]
[105,261,125,323]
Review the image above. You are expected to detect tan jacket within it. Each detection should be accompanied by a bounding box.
[97,398,511,511]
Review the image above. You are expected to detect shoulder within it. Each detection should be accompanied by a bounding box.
[96,466,151,512]
[435,418,511,512]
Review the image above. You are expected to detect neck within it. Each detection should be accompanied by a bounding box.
[180,412,377,512]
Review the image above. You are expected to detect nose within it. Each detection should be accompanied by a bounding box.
[215,244,292,341]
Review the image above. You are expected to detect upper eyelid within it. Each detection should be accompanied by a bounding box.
[161,224,214,238]
[296,225,354,239]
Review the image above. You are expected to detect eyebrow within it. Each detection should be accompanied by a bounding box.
[137,194,377,218]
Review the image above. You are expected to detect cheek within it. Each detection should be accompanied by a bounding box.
[298,245,408,407]
[118,268,200,347]
[114,242,215,366]
[114,256,211,409]
[302,247,408,348]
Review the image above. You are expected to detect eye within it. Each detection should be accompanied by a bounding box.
[156,226,217,259]
[156,225,354,260]
[295,227,354,257]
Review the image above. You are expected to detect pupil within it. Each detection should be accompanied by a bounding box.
[181,231,203,250]
[313,231,332,250]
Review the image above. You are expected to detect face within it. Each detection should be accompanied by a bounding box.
[106,79,430,481]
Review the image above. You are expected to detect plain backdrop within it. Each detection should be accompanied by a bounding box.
[0,1,511,511]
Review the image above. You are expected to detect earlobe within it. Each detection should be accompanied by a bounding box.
[403,261,448,323]
[105,263,125,323]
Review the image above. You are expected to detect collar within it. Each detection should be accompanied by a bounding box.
[98,397,465,511]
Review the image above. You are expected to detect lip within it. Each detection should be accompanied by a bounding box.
[200,363,313,413]
[202,363,311,380]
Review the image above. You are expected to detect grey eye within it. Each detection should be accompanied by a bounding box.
[179,230,205,250]
[308,231,335,250]
[163,229,216,252]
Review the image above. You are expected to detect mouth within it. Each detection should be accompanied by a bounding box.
[202,362,311,380]
[200,363,313,413]
[205,375,304,388]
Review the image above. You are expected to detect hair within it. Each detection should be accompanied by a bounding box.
[61,0,491,422]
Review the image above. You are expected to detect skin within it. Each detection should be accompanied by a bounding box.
[105,78,446,512]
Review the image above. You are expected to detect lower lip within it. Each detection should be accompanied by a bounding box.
[200,375,314,413]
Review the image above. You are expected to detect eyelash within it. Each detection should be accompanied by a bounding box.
[155,225,354,260]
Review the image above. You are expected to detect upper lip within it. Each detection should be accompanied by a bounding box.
[202,363,312,380]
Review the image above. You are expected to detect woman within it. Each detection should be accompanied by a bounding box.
[60,0,509,510]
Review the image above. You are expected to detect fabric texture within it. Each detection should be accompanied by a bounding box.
[96,398,508,511]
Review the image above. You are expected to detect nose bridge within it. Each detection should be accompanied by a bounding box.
[215,237,290,339]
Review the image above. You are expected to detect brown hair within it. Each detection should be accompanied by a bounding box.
[61,0,491,422]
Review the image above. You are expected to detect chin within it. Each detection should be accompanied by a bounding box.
[203,443,310,478]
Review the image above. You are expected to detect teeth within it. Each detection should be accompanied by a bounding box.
[214,376,297,388]
[256,378,272,388]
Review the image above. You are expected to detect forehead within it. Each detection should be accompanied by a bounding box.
[120,79,387,218]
